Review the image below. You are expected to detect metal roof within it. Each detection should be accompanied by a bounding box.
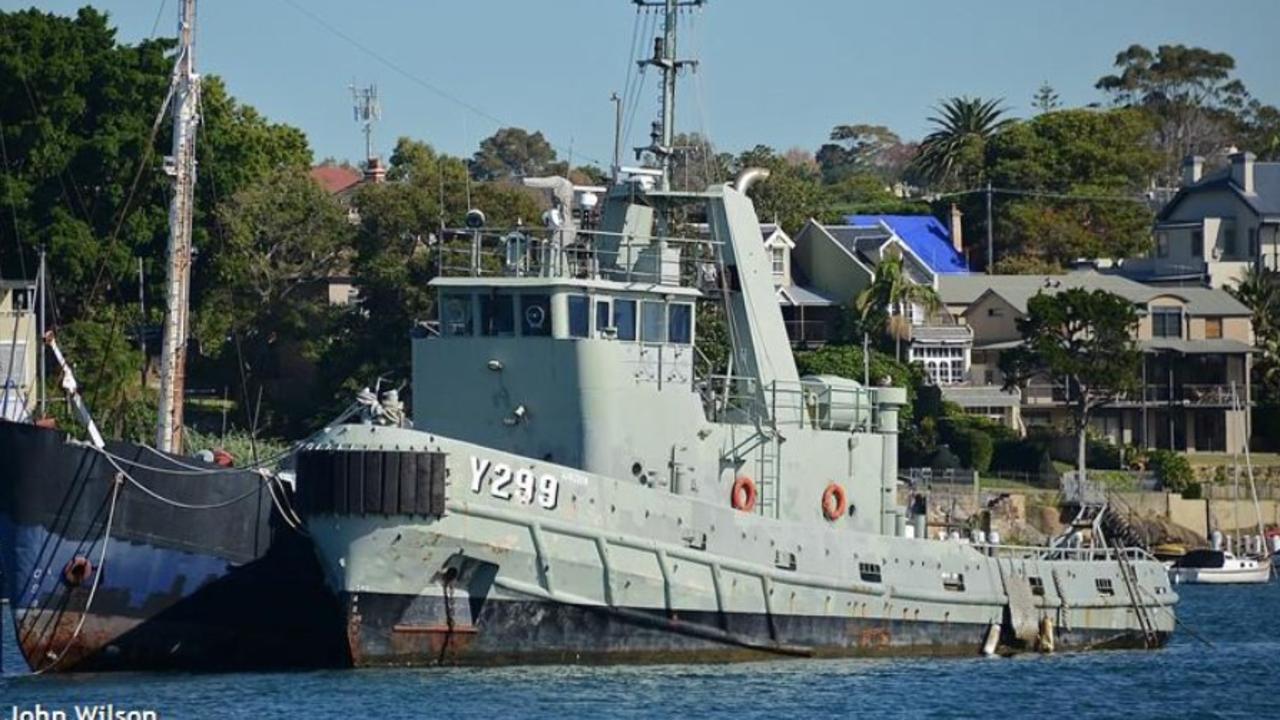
[847,215,969,275]
[938,271,1251,317]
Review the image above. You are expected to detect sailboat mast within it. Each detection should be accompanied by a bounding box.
[156,0,200,453]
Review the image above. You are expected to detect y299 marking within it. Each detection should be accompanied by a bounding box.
[470,456,559,509]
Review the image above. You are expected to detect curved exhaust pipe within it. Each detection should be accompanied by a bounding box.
[733,167,771,194]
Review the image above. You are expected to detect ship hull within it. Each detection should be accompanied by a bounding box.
[339,590,1169,667]
[296,426,1178,668]
[0,420,348,672]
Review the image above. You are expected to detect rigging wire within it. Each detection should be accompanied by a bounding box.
[149,0,169,39]
[32,475,121,675]
[276,0,604,168]
[621,9,658,159]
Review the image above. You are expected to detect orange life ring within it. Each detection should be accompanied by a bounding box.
[730,475,757,513]
[822,482,847,521]
[63,555,93,587]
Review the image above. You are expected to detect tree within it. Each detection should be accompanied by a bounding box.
[733,145,833,234]
[1096,44,1251,182]
[984,108,1159,266]
[910,97,1014,189]
[470,127,558,181]
[1000,289,1141,482]
[816,124,912,184]
[1032,83,1061,114]
[854,251,941,361]
[1229,267,1280,398]
[669,132,731,191]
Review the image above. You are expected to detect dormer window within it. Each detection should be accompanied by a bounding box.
[771,247,786,277]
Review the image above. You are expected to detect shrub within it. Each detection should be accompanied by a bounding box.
[940,421,994,473]
[1149,449,1194,494]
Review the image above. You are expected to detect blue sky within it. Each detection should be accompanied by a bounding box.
[13,0,1280,167]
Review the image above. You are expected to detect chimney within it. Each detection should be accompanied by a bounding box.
[364,156,387,184]
[1229,151,1256,194]
[948,204,964,254]
[1181,155,1204,187]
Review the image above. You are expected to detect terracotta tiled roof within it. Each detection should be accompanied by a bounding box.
[310,165,362,195]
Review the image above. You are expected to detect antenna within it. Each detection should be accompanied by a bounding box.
[632,0,703,191]
[350,82,382,163]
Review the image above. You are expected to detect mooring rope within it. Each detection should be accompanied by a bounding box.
[32,473,122,674]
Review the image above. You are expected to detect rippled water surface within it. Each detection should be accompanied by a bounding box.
[3,582,1277,719]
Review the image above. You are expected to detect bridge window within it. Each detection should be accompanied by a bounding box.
[641,301,666,343]
[615,299,637,341]
[669,303,692,344]
[568,295,590,338]
[521,294,551,337]
[595,300,612,337]
[480,293,514,336]
[442,294,472,336]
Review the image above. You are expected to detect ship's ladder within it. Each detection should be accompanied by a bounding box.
[1114,549,1160,649]
[755,432,781,519]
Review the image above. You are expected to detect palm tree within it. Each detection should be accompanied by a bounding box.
[1230,267,1280,392]
[855,251,942,361]
[911,96,1014,188]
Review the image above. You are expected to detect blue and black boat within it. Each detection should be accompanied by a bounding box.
[0,420,347,671]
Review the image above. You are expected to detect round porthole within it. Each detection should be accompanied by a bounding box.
[525,305,546,330]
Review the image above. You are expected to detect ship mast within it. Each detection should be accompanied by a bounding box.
[156,0,201,453]
[635,0,701,191]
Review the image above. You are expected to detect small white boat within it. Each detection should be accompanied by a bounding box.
[1169,549,1272,585]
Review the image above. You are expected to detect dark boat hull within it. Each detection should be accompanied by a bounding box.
[0,420,348,672]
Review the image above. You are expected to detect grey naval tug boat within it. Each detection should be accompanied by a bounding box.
[295,0,1176,666]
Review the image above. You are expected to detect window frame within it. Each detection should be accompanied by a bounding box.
[567,294,590,339]
[614,299,637,342]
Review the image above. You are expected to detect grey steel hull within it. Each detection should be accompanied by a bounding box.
[296,425,1178,668]
[340,590,1170,667]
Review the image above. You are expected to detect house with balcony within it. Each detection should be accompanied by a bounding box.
[0,278,38,421]
[783,213,970,349]
[1123,151,1280,288]
[936,271,1254,452]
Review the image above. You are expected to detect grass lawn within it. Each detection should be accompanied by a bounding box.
[1187,452,1280,467]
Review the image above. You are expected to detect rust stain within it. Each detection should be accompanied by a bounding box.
[16,607,139,672]
[856,627,892,650]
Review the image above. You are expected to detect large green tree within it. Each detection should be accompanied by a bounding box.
[1095,44,1270,180]
[815,123,914,184]
[194,167,352,436]
[984,108,1160,266]
[910,97,1014,190]
[470,127,559,181]
[734,145,833,234]
[1000,289,1141,482]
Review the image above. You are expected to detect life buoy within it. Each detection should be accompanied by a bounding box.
[730,475,757,513]
[63,555,93,587]
[822,482,847,521]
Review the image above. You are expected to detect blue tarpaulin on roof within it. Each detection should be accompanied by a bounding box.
[847,215,969,274]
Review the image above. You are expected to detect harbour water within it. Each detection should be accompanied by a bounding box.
[3,582,1276,719]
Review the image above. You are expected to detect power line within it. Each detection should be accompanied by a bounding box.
[277,0,604,168]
